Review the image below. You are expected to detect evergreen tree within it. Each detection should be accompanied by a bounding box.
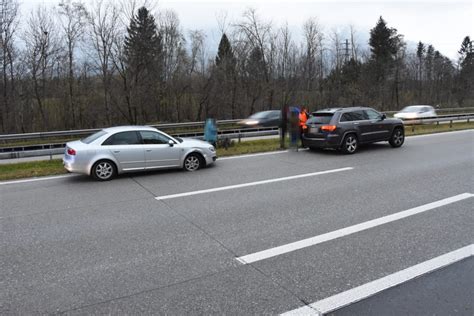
[367,16,404,108]
[369,16,400,65]
[212,33,238,118]
[425,44,434,81]
[458,36,473,69]
[123,6,163,123]
[416,41,425,82]
[215,33,236,70]
[456,36,474,105]
[124,7,162,76]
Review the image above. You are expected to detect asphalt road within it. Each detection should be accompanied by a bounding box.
[1,130,473,314]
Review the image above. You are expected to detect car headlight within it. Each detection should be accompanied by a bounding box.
[245,120,259,125]
[209,146,215,152]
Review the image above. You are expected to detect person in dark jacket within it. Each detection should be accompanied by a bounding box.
[280,105,288,149]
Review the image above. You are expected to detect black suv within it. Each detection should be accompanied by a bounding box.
[302,107,404,154]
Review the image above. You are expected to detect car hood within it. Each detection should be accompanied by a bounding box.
[179,138,212,148]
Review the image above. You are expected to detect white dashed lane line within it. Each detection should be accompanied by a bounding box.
[155,167,353,200]
[236,193,474,264]
[281,244,474,315]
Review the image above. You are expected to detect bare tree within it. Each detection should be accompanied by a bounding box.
[329,28,343,70]
[88,0,120,125]
[302,17,322,93]
[235,8,273,108]
[275,23,298,106]
[23,6,61,130]
[57,0,88,128]
[0,0,19,133]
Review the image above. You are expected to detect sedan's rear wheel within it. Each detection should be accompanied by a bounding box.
[341,134,358,154]
[389,128,404,148]
[184,153,202,172]
[92,160,116,181]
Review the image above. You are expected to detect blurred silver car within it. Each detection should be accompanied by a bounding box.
[63,126,217,181]
[394,105,437,120]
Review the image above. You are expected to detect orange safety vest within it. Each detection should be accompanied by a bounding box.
[299,111,308,129]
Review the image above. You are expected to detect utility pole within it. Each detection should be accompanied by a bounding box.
[344,39,350,63]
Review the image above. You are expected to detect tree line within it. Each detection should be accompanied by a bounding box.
[0,0,472,133]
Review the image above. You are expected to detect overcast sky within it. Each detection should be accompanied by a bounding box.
[22,0,473,59]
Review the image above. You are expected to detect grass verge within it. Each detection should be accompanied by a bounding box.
[0,122,472,181]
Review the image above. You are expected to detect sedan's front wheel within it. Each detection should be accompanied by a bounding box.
[92,160,117,181]
[183,153,203,172]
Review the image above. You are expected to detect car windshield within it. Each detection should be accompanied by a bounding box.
[307,113,333,124]
[81,130,107,144]
[249,111,276,119]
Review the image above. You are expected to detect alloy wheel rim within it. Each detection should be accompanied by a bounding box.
[346,137,357,152]
[96,162,113,179]
[394,131,404,145]
[185,156,200,171]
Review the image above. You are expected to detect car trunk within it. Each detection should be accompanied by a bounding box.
[305,113,334,137]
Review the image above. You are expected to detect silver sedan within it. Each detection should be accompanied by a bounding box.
[63,126,217,181]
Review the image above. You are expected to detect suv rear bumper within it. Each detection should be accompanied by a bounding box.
[302,134,342,149]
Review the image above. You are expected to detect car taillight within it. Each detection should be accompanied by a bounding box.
[67,148,76,155]
[321,125,337,132]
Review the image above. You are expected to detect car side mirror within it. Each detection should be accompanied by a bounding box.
[168,140,175,147]
[381,114,386,120]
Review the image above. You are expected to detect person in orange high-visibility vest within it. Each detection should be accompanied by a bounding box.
[299,106,309,145]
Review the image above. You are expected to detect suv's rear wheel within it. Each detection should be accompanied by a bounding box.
[341,134,358,154]
[389,127,404,148]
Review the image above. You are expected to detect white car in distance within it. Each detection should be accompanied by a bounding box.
[394,105,437,120]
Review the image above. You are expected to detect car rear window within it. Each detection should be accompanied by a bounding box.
[81,130,107,144]
[307,113,333,124]
[102,131,141,145]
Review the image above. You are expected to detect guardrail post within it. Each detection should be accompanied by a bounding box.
[450,120,453,128]
[412,124,415,133]
[238,133,241,143]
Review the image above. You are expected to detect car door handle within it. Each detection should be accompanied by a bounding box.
[113,150,120,153]
[146,149,152,152]
[353,122,359,125]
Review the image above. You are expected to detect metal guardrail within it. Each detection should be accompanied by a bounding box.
[0,113,472,160]
[0,119,241,142]
[0,127,279,159]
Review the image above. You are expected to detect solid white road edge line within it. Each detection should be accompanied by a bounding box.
[219,150,289,160]
[281,244,474,316]
[219,148,309,160]
[155,167,353,200]
[0,174,78,186]
[236,193,474,264]
[407,129,473,139]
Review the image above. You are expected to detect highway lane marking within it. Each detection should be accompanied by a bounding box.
[0,174,78,186]
[281,244,474,315]
[236,193,474,264]
[155,167,353,200]
[407,129,473,139]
